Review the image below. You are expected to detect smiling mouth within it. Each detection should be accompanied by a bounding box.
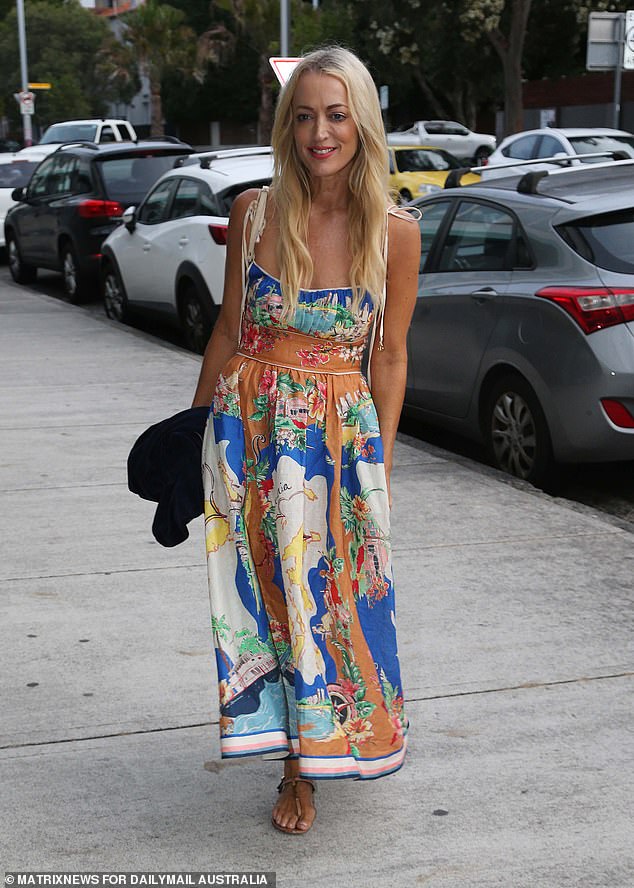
[308,147,337,157]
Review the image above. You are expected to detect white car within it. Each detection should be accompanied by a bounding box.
[16,118,137,162]
[482,127,634,178]
[101,146,274,353]
[387,120,496,163]
[0,156,38,248]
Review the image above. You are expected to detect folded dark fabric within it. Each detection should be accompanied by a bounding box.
[127,406,209,547]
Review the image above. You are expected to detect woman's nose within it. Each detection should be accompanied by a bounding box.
[312,114,329,141]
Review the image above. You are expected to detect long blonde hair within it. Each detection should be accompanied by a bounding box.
[270,46,389,316]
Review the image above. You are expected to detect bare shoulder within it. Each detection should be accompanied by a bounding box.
[387,207,421,262]
[228,187,261,226]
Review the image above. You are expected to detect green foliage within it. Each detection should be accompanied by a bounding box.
[0,0,112,131]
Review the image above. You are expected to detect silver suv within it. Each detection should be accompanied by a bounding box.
[407,160,634,486]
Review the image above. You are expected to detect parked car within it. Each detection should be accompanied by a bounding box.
[482,127,634,178]
[0,138,21,154]
[0,157,38,248]
[388,145,480,202]
[405,159,634,486]
[4,139,193,301]
[387,120,496,164]
[16,118,137,162]
[101,147,274,353]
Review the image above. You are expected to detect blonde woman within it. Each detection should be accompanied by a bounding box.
[192,46,420,834]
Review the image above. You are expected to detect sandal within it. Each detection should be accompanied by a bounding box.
[271,776,317,834]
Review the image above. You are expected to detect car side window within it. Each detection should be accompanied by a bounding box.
[27,158,56,198]
[438,201,516,272]
[502,135,540,160]
[70,157,93,195]
[418,200,452,274]
[138,179,176,225]
[100,126,117,144]
[115,124,132,142]
[46,155,77,196]
[538,135,565,157]
[444,123,469,136]
[170,178,214,220]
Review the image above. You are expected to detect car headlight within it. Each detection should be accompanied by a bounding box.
[417,183,442,194]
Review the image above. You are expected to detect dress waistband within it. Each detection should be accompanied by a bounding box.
[237,326,364,375]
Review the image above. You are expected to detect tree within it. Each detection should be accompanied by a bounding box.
[460,0,532,136]
[120,0,196,136]
[0,0,116,133]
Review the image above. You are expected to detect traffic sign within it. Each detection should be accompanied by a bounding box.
[269,57,301,86]
[18,90,35,115]
[624,10,634,69]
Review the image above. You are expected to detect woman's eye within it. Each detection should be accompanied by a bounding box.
[331,113,346,122]
[296,113,311,122]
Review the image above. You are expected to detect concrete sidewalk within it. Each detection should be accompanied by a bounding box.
[1,281,632,888]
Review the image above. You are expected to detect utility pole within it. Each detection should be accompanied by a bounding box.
[280,0,290,57]
[16,0,33,146]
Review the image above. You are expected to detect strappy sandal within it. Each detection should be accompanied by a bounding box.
[271,776,317,834]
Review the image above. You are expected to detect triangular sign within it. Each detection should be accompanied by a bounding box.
[269,57,301,86]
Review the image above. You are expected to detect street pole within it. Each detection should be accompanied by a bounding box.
[16,0,33,146]
[613,12,624,129]
[280,0,290,57]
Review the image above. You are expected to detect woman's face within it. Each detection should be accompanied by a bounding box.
[292,71,359,181]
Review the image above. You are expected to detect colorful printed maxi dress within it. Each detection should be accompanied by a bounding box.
[202,258,409,780]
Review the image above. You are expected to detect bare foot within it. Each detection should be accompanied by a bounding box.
[272,762,316,833]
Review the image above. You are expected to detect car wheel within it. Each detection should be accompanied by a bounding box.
[61,241,90,304]
[102,260,129,323]
[483,374,554,487]
[399,188,413,204]
[474,146,492,165]
[180,281,214,354]
[6,233,37,284]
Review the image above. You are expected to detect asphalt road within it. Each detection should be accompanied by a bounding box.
[4,263,633,526]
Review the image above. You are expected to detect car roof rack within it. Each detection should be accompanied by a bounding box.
[443,150,632,190]
[516,155,634,194]
[55,141,100,151]
[188,146,273,169]
[142,135,189,144]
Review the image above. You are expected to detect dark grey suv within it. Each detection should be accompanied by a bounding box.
[4,139,192,302]
[407,160,634,485]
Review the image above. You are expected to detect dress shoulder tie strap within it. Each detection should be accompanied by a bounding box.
[239,185,270,344]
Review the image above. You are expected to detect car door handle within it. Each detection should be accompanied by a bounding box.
[470,288,498,302]
[178,237,189,246]
[142,243,151,252]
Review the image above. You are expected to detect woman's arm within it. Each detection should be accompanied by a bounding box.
[369,211,421,504]
[191,188,259,408]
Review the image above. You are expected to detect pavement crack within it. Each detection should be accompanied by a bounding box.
[2,671,631,752]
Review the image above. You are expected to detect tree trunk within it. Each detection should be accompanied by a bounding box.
[257,53,274,144]
[412,68,452,120]
[487,0,533,137]
[149,70,163,137]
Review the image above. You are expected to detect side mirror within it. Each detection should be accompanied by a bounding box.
[11,186,25,202]
[123,206,137,232]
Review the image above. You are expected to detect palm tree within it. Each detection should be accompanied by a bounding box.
[122,0,196,136]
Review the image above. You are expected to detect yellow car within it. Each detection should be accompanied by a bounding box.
[388,145,480,203]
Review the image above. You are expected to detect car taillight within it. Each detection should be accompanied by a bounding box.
[78,199,125,219]
[208,224,228,245]
[601,399,634,428]
[536,286,634,334]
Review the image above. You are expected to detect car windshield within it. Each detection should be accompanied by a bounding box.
[40,123,98,145]
[0,161,37,188]
[558,208,634,273]
[568,134,634,162]
[394,148,459,173]
[97,153,186,204]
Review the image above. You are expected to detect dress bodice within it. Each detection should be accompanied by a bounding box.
[241,261,375,345]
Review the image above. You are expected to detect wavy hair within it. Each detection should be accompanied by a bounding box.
[270,46,389,318]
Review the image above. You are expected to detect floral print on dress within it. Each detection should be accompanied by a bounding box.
[202,262,408,780]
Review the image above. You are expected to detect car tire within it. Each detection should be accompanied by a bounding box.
[102,260,129,323]
[6,233,37,284]
[474,146,492,165]
[399,188,413,204]
[483,374,554,488]
[61,241,90,304]
[180,281,215,355]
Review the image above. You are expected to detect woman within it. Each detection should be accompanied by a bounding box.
[192,46,420,834]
